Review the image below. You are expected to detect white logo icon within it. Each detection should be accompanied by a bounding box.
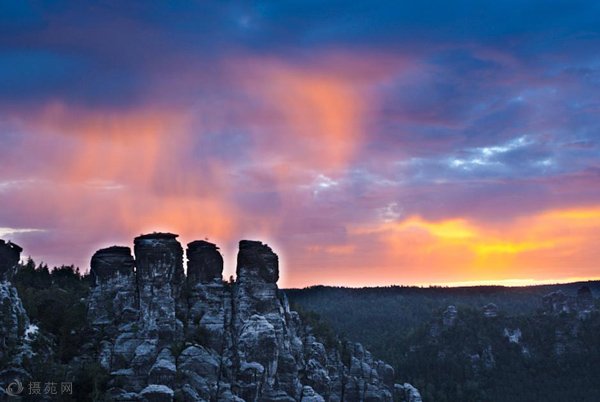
[5,379,24,396]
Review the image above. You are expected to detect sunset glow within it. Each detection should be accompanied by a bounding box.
[1,2,599,287]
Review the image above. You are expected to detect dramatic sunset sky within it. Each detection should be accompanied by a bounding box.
[1,1,599,287]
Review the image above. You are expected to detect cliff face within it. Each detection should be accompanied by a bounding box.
[0,240,32,397]
[84,233,417,402]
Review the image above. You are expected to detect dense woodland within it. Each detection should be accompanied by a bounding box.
[10,259,107,401]
[288,284,600,402]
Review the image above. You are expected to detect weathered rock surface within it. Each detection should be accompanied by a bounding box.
[0,239,21,281]
[88,246,138,332]
[503,328,522,344]
[186,240,227,352]
[0,235,419,401]
[0,241,33,394]
[187,240,223,284]
[576,286,594,318]
[134,232,185,344]
[543,287,597,319]
[482,303,498,318]
[543,290,573,314]
[84,234,417,401]
[442,305,457,327]
[394,384,422,402]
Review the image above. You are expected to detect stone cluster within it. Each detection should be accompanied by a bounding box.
[85,233,418,402]
[543,286,597,319]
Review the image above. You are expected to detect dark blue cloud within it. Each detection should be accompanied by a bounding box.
[1,0,599,107]
[0,50,82,97]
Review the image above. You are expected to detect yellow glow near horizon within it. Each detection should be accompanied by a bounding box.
[320,205,600,288]
[401,217,476,239]
[473,240,556,255]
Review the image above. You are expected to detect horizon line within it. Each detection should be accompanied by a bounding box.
[286,277,600,290]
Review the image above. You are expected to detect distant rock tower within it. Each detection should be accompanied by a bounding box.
[0,239,22,282]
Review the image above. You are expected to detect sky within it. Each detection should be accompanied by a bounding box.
[1,1,600,287]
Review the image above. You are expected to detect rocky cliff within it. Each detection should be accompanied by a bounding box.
[86,233,417,401]
[86,233,418,401]
[0,234,419,401]
[0,240,34,399]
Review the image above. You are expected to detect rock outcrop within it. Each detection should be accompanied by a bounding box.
[88,246,137,332]
[542,287,597,319]
[482,303,498,318]
[186,240,227,352]
[442,305,457,327]
[0,239,22,281]
[187,240,224,284]
[543,290,573,314]
[85,233,418,401]
[0,240,33,394]
[576,286,594,318]
[394,384,422,402]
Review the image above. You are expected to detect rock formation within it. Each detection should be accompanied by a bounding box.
[0,240,33,396]
[543,290,573,314]
[394,384,422,402]
[88,246,137,333]
[576,286,594,316]
[0,239,22,281]
[85,233,418,401]
[186,240,227,352]
[442,305,457,327]
[543,287,597,319]
[482,303,498,318]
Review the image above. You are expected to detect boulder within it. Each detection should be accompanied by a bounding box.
[300,385,325,402]
[139,384,174,402]
[394,383,423,402]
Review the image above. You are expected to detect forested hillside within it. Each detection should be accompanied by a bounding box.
[288,283,600,401]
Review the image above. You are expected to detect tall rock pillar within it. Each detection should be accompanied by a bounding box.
[234,240,300,400]
[88,246,138,333]
[134,232,185,344]
[186,240,228,351]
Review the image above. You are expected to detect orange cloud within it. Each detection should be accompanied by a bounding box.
[30,102,192,188]
[229,56,379,176]
[7,103,242,256]
[306,244,356,255]
[330,206,600,286]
